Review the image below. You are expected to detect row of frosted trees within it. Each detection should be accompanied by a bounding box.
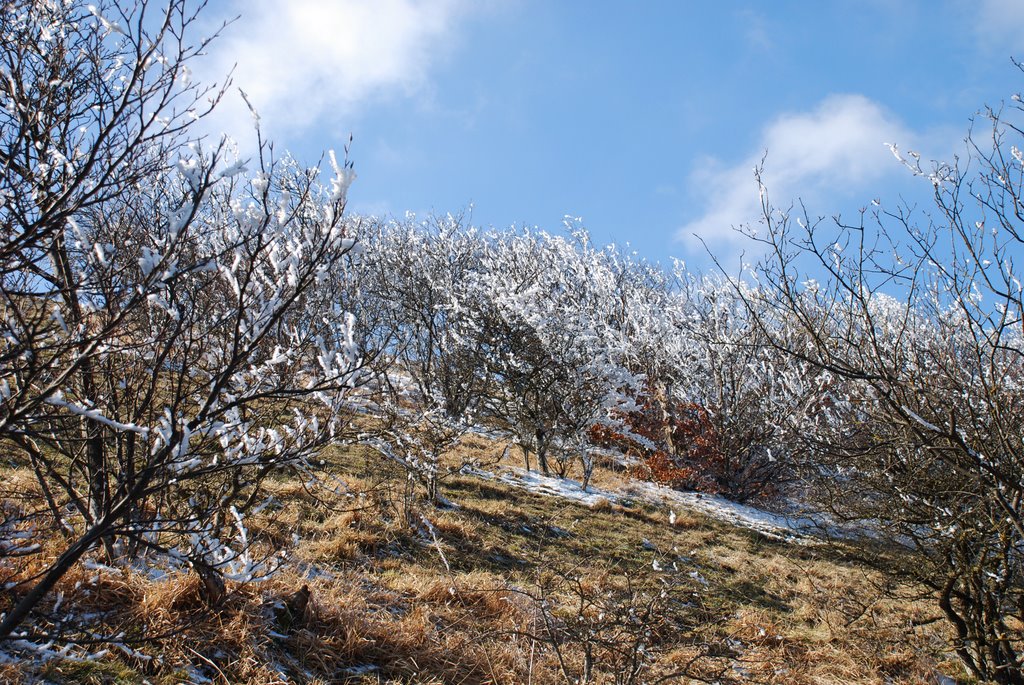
[343,215,805,505]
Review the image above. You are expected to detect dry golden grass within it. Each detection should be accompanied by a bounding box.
[0,435,969,684]
[669,511,703,530]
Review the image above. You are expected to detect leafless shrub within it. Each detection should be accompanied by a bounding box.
[734,75,1024,682]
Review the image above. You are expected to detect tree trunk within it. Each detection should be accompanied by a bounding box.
[520,443,531,472]
[581,452,594,491]
[535,429,550,475]
[50,232,115,559]
[651,380,677,457]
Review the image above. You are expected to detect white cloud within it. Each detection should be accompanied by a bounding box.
[677,94,925,259]
[195,0,471,149]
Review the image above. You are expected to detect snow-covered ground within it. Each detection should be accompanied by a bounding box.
[625,480,828,543]
[464,464,828,543]
[464,465,619,509]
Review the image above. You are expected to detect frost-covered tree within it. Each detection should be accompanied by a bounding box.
[741,78,1024,681]
[477,225,639,484]
[0,0,362,643]
[354,214,493,504]
[582,258,804,502]
[666,274,804,501]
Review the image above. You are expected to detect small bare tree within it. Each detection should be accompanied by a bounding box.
[516,567,692,685]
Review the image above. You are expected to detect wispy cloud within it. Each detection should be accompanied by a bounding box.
[677,94,934,260]
[735,8,773,52]
[972,0,1024,55]
[196,0,472,149]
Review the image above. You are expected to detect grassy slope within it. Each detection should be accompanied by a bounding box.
[1,435,965,684]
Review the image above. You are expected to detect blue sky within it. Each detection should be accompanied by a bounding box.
[194,0,1024,271]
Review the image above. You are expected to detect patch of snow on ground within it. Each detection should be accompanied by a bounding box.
[463,465,621,508]
[626,480,824,543]
[464,465,826,543]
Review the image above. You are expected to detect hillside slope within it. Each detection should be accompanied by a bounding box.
[1,439,963,684]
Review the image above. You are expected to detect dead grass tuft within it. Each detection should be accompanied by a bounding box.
[0,663,24,685]
[670,511,703,529]
[419,578,522,624]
